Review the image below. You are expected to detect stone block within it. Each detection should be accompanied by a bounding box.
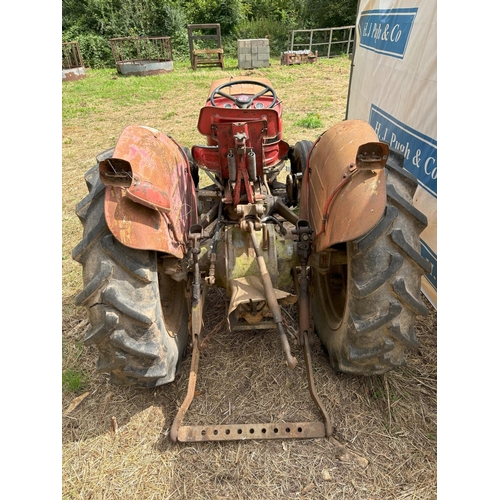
[237,38,270,69]
[238,39,252,48]
[252,59,268,68]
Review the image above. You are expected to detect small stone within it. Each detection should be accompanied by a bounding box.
[322,469,333,481]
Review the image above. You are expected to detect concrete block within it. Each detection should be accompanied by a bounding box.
[237,39,270,69]
[253,59,268,68]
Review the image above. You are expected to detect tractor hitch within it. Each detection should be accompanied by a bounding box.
[169,225,206,443]
[169,218,333,443]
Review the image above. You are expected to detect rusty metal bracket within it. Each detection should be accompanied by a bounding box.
[170,225,205,443]
[169,318,202,443]
[355,142,389,170]
[292,220,333,437]
[170,330,331,442]
[170,328,332,441]
[170,335,332,442]
[303,335,333,438]
[178,421,325,442]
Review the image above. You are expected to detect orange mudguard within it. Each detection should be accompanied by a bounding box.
[299,120,389,253]
[99,125,198,259]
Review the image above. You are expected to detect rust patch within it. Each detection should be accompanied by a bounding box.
[103,125,197,258]
[300,120,387,252]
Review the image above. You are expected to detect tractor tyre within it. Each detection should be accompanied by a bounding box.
[287,140,313,205]
[72,155,190,388]
[184,146,199,188]
[290,140,313,175]
[312,154,431,375]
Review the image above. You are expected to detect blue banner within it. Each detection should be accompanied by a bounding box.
[358,8,418,59]
[369,104,437,197]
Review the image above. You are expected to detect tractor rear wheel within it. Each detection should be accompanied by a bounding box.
[287,140,313,205]
[72,155,189,387]
[312,154,431,375]
[184,146,199,188]
[290,140,313,175]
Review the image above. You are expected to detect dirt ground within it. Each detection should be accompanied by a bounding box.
[63,287,436,499]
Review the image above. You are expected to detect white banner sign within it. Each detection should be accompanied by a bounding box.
[347,0,437,308]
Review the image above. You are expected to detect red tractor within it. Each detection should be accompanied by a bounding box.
[73,77,431,442]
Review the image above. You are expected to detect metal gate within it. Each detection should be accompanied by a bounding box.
[109,36,174,76]
[287,26,355,58]
[62,42,86,81]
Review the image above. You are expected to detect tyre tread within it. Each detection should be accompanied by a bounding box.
[313,154,432,375]
[72,155,189,387]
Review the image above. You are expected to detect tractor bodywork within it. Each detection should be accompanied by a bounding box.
[99,125,197,258]
[74,76,430,442]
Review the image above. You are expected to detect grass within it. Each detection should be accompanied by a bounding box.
[294,112,324,129]
[62,55,437,499]
[63,369,89,393]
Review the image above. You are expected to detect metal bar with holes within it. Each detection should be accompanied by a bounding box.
[178,422,326,442]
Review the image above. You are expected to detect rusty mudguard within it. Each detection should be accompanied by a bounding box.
[299,120,389,253]
[98,125,198,259]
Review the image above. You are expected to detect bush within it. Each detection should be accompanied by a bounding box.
[160,3,190,60]
[74,33,114,69]
[236,18,290,56]
[184,0,245,36]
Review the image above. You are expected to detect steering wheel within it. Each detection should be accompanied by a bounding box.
[210,80,277,109]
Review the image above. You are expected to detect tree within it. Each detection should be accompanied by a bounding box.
[180,0,245,35]
[305,0,358,29]
[62,0,360,67]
